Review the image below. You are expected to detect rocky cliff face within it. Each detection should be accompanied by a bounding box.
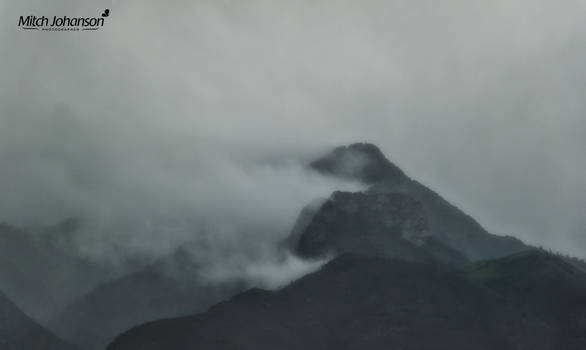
[304,143,527,261]
[295,191,466,265]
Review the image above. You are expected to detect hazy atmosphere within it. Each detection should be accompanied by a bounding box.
[1,0,586,268]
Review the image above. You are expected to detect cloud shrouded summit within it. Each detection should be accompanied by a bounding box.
[0,0,585,260]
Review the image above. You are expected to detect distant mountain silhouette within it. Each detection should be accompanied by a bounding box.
[0,221,115,325]
[54,247,245,350]
[0,290,77,350]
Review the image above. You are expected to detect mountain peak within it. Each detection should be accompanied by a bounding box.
[310,143,407,184]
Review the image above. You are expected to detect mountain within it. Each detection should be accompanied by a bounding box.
[310,143,408,184]
[0,220,245,350]
[295,191,467,265]
[105,143,586,350]
[0,220,117,324]
[5,143,585,350]
[464,249,586,337]
[0,290,77,350]
[108,253,586,350]
[53,248,245,350]
[305,143,528,260]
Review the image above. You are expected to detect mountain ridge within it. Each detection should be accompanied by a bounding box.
[304,143,528,261]
[108,252,586,350]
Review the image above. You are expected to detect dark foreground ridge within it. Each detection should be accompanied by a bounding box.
[108,253,586,350]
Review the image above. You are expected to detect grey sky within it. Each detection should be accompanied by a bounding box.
[1,0,585,261]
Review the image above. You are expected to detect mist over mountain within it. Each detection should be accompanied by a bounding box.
[104,143,585,349]
[2,1,586,349]
[0,220,120,324]
[2,0,586,257]
[52,250,245,350]
[301,143,528,261]
[2,141,586,349]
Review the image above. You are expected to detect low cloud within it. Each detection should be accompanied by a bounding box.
[1,0,585,281]
[198,250,329,290]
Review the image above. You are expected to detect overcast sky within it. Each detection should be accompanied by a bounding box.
[1,0,585,260]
